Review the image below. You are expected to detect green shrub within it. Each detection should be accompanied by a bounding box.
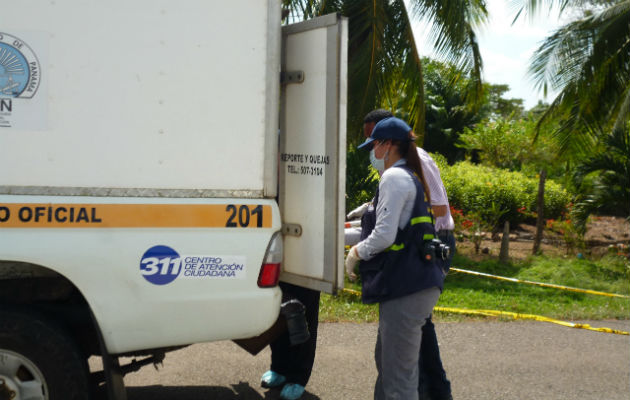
[441,161,570,227]
[456,117,563,177]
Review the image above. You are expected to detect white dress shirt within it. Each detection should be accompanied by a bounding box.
[417,147,455,231]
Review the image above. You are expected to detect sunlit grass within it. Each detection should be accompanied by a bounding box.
[319,254,630,323]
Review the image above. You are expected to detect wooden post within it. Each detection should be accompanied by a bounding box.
[533,169,547,254]
[499,220,510,263]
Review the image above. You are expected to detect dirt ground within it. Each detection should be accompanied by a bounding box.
[455,215,630,261]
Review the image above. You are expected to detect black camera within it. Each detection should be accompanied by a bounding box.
[421,238,451,261]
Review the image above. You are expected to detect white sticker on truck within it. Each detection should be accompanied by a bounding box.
[0,31,47,130]
[139,246,246,285]
[181,256,246,279]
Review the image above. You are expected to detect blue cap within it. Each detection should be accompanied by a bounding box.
[357,117,412,149]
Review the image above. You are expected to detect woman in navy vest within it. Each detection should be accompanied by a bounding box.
[345,117,446,400]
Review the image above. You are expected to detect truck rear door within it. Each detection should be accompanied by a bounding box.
[279,14,348,294]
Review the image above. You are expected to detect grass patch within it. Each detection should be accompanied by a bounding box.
[319,254,630,323]
[319,287,378,323]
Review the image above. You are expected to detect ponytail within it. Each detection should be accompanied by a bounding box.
[396,132,431,204]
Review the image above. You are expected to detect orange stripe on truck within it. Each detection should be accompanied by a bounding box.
[0,203,272,228]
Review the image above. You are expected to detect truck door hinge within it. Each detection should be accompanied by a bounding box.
[280,70,304,85]
[282,223,302,237]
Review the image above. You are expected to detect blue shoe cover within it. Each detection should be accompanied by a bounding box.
[261,370,286,388]
[280,383,305,400]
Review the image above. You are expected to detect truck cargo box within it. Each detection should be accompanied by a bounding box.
[1,0,280,196]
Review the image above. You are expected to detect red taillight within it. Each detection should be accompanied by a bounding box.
[258,263,281,287]
[258,232,282,288]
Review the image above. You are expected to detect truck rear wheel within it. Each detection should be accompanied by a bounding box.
[0,308,90,400]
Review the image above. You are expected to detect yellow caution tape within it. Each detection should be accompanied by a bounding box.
[340,288,629,336]
[433,306,630,336]
[342,288,362,297]
[450,267,630,299]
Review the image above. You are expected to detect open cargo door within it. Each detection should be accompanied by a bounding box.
[279,13,348,294]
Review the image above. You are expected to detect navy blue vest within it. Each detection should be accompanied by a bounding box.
[359,166,446,304]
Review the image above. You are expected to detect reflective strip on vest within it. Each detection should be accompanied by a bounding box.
[411,216,433,225]
[386,243,405,251]
[423,234,435,240]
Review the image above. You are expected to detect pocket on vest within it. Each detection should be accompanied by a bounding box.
[358,255,389,304]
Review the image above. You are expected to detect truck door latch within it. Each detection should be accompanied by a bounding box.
[280,70,304,85]
[282,223,303,237]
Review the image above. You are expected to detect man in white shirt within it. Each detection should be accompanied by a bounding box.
[346,109,454,400]
[415,147,456,263]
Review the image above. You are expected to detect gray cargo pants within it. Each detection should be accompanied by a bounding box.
[374,287,441,400]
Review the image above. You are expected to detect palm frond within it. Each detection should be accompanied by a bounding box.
[282,0,345,22]
[528,0,630,154]
[283,0,486,142]
[341,0,391,141]
[510,0,590,23]
[409,0,488,108]
[379,0,426,136]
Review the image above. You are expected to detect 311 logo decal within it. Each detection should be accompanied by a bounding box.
[140,245,247,284]
[140,245,182,285]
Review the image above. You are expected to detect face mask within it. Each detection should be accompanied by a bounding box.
[369,148,385,173]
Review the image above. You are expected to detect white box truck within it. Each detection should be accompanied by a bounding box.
[0,2,347,399]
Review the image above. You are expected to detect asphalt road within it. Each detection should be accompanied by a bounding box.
[103,320,629,400]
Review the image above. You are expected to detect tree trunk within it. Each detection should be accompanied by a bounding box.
[499,220,510,263]
[532,169,547,254]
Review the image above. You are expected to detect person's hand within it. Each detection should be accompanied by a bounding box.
[346,202,370,220]
[345,246,360,281]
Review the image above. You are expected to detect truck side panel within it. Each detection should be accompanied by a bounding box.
[0,195,282,354]
[1,0,279,194]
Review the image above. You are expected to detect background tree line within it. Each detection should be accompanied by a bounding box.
[283,0,630,230]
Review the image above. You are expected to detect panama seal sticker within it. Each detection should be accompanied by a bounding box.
[0,32,41,99]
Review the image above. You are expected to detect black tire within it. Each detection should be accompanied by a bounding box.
[0,307,90,400]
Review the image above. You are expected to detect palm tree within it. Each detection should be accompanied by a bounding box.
[522,0,630,153]
[517,0,629,228]
[282,0,488,143]
[572,126,630,227]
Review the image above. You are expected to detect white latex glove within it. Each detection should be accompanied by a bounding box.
[346,202,370,220]
[345,245,360,281]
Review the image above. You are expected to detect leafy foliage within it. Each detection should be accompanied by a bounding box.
[479,84,525,120]
[523,0,630,153]
[422,57,483,162]
[545,216,585,254]
[407,0,488,107]
[457,117,564,176]
[458,118,533,170]
[572,125,630,225]
[451,207,491,253]
[282,0,489,143]
[441,161,571,227]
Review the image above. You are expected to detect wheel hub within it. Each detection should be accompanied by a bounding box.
[0,350,47,400]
